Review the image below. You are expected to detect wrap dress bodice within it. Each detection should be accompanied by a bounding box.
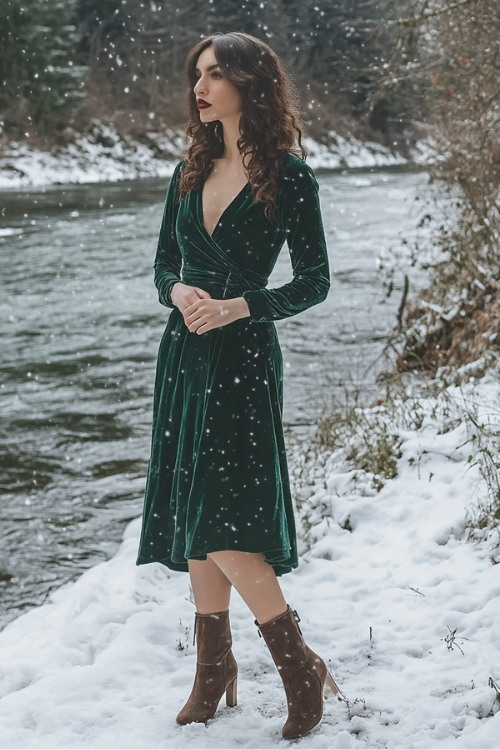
[136,154,330,576]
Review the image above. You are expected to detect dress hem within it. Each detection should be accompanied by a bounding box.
[136,548,299,578]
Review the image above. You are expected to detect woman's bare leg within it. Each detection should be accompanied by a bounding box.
[188,557,233,614]
[208,550,287,624]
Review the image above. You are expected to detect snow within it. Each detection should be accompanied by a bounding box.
[1,369,499,749]
[0,124,425,191]
[0,126,181,189]
[303,135,406,170]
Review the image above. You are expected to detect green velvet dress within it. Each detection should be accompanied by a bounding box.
[136,154,330,576]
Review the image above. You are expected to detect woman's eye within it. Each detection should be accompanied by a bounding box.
[211,72,222,79]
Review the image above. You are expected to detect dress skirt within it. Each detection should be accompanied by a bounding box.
[137,307,298,575]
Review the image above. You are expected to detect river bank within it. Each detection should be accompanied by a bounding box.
[0,123,430,190]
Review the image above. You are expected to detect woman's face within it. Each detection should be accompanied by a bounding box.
[193,45,243,126]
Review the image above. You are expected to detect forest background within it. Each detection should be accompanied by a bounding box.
[1,0,425,150]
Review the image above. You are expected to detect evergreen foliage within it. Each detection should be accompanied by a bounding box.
[0,0,414,143]
[0,0,86,140]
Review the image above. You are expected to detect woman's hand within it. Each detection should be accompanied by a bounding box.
[170,283,212,319]
[184,297,250,335]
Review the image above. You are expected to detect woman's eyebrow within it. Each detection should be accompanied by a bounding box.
[195,63,221,75]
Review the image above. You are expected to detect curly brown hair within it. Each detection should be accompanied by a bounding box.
[178,32,306,219]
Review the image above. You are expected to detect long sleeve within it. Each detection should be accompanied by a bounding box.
[242,159,330,323]
[154,162,183,308]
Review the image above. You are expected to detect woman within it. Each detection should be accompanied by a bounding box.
[136,31,340,739]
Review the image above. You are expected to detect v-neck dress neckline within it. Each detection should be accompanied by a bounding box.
[199,182,250,238]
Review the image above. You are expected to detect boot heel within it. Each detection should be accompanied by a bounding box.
[324,670,340,697]
[225,677,237,707]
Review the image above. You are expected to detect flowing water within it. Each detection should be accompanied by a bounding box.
[0,167,428,629]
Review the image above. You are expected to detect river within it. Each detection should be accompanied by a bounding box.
[0,167,428,629]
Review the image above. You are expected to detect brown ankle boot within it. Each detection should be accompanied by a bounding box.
[256,605,340,739]
[176,609,238,725]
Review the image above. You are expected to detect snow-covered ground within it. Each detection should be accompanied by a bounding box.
[0,365,499,749]
[0,126,182,189]
[0,124,419,190]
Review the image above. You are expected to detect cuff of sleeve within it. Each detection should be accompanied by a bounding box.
[166,279,178,304]
[242,289,269,323]
[159,278,179,309]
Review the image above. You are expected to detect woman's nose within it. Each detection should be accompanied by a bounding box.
[194,77,206,96]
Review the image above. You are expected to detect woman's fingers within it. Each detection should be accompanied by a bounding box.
[183,298,249,334]
[193,287,212,300]
[184,299,228,334]
[170,283,211,311]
